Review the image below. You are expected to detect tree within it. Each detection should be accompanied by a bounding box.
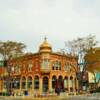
[0,40,26,61]
[0,40,26,94]
[65,34,98,91]
[85,48,100,88]
[65,34,97,71]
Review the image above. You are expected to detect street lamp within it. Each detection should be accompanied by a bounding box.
[76,71,82,94]
[76,62,89,94]
[6,65,11,96]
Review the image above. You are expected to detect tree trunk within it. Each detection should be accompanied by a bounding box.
[93,73,97,89]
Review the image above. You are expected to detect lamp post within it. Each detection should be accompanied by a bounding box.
[76,62,89,94]
[6,65,11,96]
[76,71,81,94]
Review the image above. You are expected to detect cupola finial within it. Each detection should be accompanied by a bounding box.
[44,36,47,41]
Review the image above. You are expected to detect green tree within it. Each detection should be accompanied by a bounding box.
[0,41,26,94]
[0,40,26,60]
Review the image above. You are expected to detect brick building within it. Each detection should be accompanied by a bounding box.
[3,38,78,96]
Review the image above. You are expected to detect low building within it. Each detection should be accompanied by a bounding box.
[88,72,100,90]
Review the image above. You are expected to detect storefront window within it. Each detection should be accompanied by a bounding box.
[22,77,26,89]
[34,76,39,89]
[70,77,73,92]
[52,76,56,89]
[14,78,20,89]
[28,76,32,88]
[64,77,68,89]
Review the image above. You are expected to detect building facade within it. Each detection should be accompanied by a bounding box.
[3,38,78,96]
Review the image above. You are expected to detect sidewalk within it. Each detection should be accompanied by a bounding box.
[0,93,100,100]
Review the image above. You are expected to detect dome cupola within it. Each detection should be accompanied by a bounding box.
[39,37,52,53]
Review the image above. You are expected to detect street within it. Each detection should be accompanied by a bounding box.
[0,95,100,100]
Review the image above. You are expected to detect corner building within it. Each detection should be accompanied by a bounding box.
[8,38,78,96]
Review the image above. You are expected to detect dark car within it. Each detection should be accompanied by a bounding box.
[90,87,100,93]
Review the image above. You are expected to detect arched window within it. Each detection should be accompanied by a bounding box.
[64,76,68,90]
[14,78,20,89]
[52,76,57,89]
[22,77,26,89]
[28,76,32,89]
[58,76,63,89]
[70,76,73,92]
[43,77,48,92]
[34,76,39,89]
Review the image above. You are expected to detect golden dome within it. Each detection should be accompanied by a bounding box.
[39,37,52,53]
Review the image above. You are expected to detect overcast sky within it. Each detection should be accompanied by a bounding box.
[0,0,100,52]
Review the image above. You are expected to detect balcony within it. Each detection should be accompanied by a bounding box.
[40,67,50,73]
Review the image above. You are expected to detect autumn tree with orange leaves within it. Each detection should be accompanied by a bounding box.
[85,48,100,88]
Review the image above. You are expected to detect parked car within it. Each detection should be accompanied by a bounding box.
[90,87,100,93]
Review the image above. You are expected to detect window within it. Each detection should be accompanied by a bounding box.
[28,63,33,72]
[14,78,20,89]
[64,77,68,89]
[64,63,71,72]
[22,77,26,89]
[15,64,20,73]
[52,61,61,70]
[58,61,61,70]
[70,77,73,92]
[28,76,32,88]
[34,76,39,89]
[52,76,56,89]
[41,59,50,69]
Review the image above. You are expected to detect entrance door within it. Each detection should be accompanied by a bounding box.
[43,77,48,93]
[58,76,64,92]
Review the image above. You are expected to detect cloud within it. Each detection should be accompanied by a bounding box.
[0,0,100,52]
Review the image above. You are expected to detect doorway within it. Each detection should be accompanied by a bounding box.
[43,77,48,93]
